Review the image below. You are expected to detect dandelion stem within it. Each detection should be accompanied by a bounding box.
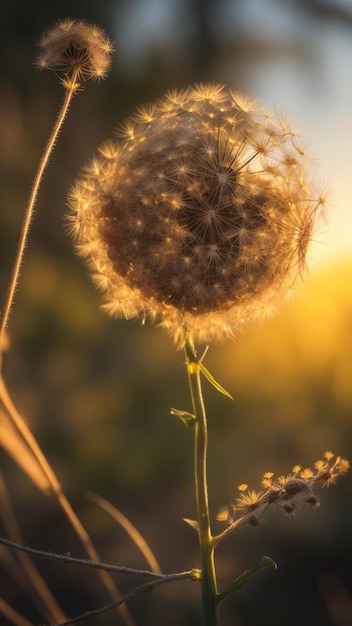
[0,68,80,341]
[185,337,218,626]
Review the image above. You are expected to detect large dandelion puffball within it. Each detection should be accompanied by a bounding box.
[68,83,325,346]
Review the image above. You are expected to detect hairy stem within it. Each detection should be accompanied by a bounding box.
[185,337,218,626]
[0,70,79,340]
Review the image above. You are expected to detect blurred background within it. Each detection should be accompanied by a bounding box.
[0,1,352,625]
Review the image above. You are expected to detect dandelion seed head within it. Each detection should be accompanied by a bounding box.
[36,18,113,85]
[68,83,325,345]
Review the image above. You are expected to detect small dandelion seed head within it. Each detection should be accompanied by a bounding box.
[300,467,314,480]
[236,489,265,514]
[68,83,325,346]
[261,476,274,489]
[36,18,113,86]
[337,458,350,473]
[237,483,248,492]
[216,506,232,523]
[313,453,349,487]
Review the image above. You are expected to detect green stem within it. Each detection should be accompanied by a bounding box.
[184,337,218,626]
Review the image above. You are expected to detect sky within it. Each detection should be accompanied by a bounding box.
[113,0,352,273]
[248,2,352,269]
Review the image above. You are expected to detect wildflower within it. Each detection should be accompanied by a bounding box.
[68,83,325,346]
[36,18,113,87]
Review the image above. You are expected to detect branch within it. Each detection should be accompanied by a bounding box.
[0,536,201,580]
[0,537,167,579]
[45,571,201,626]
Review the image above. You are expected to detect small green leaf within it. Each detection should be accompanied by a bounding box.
[198,362,234,400]
[217,556,277,603]
[170,408,197,428]
[183,518,200,532]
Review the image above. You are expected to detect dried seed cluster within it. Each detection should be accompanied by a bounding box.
[217,452,349,531]
[68,83,325,345]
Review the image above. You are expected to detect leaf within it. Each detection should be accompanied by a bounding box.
[198,362,234,400]
[170,408,197,428]
[217,556,277,603]
[182,518,199,532]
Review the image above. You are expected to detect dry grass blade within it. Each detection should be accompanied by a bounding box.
[87,492,161,574]
[0,597,34,626]
[0,408,51,493]
[0,473,66,623]
[0,376,135,626]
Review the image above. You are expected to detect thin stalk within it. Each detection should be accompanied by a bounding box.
[43,571,198,626]
[0,69,80,341]
[184,337,218,626]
